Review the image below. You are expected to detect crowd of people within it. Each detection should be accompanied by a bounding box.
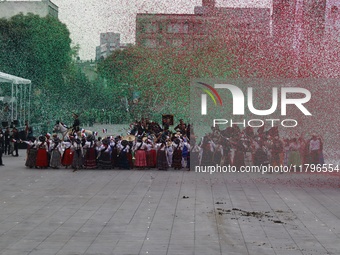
[193,125,325,170]
[1,115,326,172]
[20,129,191,172]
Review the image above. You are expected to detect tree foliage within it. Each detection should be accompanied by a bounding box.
[0,14,74,125]
[0,14,100,127]
[0,13,72,89]
[97,43,237,123]
[0,13,238,127]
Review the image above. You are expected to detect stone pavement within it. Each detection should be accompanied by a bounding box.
[0,151,340,255]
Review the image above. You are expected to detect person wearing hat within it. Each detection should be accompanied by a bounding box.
[110,136,120,169]
[4,127,11,155]
[155,139,168,170]
[83,134,97,169]
[118,139,130,170]
[72,113,80,135]
[36,136,49,169]
[49,136,62,169]
[11,127,20,157]
[71,138,84,172]
[171,137,183,170]
[96,138,111,169]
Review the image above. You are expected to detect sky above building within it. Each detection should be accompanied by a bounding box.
[51,0,272,60]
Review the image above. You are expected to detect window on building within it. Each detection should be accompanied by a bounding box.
[167,23,189,33]
[144,22,158,33]
[167,23,180,33]
[143,39,157,48]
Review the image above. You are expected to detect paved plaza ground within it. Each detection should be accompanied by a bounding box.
[0,152,340,255]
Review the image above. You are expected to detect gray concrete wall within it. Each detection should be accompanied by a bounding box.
[0,1,57,19]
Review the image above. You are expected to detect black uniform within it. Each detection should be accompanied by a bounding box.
[4,128,11,155]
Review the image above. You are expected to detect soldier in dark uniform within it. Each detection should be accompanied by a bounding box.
[72,113,80,135]
[11,127,20,157]
[0,129,4,166]
[0,128,4,151]
[4,127,11,155]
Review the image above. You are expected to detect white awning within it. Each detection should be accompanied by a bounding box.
[0,71,32,124]
[0,71,31,85]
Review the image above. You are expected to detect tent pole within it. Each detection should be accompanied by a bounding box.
[11,83,13,123]
[20,85,23,126]
[24,86,26,124]
[16,83,18,123]
[28,83,31,123]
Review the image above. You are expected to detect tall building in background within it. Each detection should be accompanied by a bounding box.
[0,0,58,19]
[136,0,339,78]
[96,32,133,61]
[98,32,120,60]
[136,13,208,49]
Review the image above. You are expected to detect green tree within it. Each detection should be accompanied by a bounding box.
[0,13,72,89]
[97,42,237,123]
[0,14,100,126]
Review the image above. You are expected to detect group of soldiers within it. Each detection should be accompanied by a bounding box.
[0,121,33,165]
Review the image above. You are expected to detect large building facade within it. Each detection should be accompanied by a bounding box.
[136,2,271,50]
[136,0,339,78]
[0,0,58,19]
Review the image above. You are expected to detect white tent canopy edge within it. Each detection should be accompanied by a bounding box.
[0,71,31,84]
[0,71,32,125]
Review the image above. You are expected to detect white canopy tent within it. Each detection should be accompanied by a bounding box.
[0,71,32,126]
